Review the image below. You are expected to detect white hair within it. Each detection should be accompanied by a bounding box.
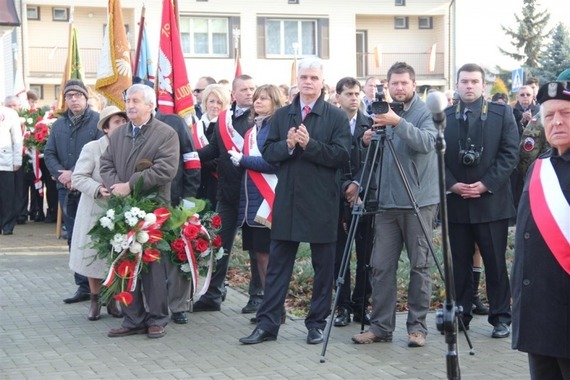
[126,84,156,106]
[297,57,324,77]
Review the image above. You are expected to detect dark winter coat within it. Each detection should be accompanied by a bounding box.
[262,94,351,243]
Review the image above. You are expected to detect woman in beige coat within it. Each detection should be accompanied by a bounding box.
[69,106,127,321]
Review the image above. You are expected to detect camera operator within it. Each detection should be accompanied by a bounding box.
[352,62,439,348]
[443,63,519,338]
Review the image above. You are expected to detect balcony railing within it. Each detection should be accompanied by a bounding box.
[27,47,106,78]
[356,52,444,79]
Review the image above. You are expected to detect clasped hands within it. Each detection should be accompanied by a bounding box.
[228,147,243,167]
[450,181,488,199]
[287,124,310,150]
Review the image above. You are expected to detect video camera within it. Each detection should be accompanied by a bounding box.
[367,85,404,115]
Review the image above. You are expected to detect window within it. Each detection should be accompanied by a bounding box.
[52,7,69,22]
[27,6,40,20]
[55,85,61,99]
[395,0,405,5]
[418,16,433,29]
[394,16,409,29]
[288,0,300,3]
[29,85,43,100]
[179,16,233,56]
[257,17,329,59]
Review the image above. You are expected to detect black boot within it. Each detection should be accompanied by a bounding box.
[88,294,101,321]
[472,268,489,315]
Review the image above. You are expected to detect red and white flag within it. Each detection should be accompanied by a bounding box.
[157,0,194,119]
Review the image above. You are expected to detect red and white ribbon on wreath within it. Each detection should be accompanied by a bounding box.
[181,214,215,298]
[29,148,43,196]
[529,158,570,275]
[103,209,170,292]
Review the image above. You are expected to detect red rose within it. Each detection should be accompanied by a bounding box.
[177,251,188,262]
[182,224,200,240]
[194,238,209,253]
[117,260,135,278]
[142,248,160,263]
[114,291,133,306]
[147,228,163,244]
[171,238,186,254]
[35,132,46,143]
[211,215,222,229]
[212,235,222,248]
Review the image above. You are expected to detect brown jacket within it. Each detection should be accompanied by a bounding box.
[100,116,179,203]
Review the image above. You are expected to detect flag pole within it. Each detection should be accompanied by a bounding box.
[133,5,146,76]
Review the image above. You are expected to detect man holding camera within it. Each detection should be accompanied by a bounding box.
[444,63,519,338]
[352,62,439,348]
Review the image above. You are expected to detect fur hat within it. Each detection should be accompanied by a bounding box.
[536,81,570,104]
[97,105,127,132]
[63,79,89,99]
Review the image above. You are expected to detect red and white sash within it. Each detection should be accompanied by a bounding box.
[529,158,570,275]
[243,126,277,228]
[191,115,210,150]
[218,109,244,153]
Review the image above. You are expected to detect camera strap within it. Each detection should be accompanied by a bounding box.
[457,98,487,152]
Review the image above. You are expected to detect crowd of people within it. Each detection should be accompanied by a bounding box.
[1,58,568,379]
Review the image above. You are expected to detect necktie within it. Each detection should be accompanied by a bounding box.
[235,108,244,117]
[303,105,311,121]
[132,127,140,138]
[463,108,471,122]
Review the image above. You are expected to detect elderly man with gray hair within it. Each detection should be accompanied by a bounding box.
[100,83,180,339]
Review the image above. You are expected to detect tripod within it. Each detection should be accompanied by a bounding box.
[320,125,460,363]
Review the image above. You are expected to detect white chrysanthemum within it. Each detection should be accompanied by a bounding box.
[112,233,126,244]
[19,117,26,124]
[112,244,123,253]
[129,242,142,253]
[126,216,138,227]
[100,216,115,230]
[144,213,157,224]
[136,231,149,244]
[26,118,33,124]
[121,239,130,249]
[136,209,146,218]
[106,209,115,220]
[180,263,191,273]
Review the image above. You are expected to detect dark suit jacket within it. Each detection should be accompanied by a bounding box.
[262,94,351,243]
[444,97,519,223]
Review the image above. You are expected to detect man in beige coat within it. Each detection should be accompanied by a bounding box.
[100,84,179,339]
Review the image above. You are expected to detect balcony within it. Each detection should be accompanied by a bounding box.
[356,51,444,80]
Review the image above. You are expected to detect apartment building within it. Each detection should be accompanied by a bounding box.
[3,0,455,105]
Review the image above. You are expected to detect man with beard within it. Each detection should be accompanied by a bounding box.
[351,62,439,348]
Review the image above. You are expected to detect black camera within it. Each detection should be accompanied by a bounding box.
[459,144,481,166]
[367,85,404,115]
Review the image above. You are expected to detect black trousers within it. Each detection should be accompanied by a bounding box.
[257,240,336,336]
[0,171,17,233]
[333,213,373,313]
[528,353,570,380]
[197,199,262,306]
[449,219,511,326]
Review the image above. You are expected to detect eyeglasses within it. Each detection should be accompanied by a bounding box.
[519,93,532,97]
[65,92,84,100]
[193,88,204,94]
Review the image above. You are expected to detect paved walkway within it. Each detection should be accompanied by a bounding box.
[0,222,530,379]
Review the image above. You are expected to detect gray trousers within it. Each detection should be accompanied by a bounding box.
[165,259,191,313]
[368,205,437,337]
[121,259,169,329]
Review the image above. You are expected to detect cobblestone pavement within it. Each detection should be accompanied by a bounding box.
[0,222,529,379]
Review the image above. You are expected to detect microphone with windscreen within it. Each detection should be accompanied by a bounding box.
[426,91,449,125]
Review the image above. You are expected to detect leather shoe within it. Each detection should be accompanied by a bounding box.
[171,312,188,324]
[241,298,263,314]
[333,307,351,327]
[16,216,27,225]
[239,328,277,344]
[307,328,324,344]
[2,230,13,235]
[492,322,510,338]
[353,310,371,325]
[472,297,489,315]
[192,299,221,312]
[63,290,90,304]
[148,325,166,339]
[108,326,147,337]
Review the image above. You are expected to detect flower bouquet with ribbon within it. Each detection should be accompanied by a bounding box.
[88,183,171,306]
[163,198,224,299]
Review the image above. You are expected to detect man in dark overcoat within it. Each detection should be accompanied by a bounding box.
[511,81,570,379]
[444,63,519,338]
[239,57,351,345]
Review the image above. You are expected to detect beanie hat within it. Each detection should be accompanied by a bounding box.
[63,79,89,99]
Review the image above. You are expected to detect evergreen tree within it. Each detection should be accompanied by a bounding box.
[499,0,550,68]
[533,23,570,82]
